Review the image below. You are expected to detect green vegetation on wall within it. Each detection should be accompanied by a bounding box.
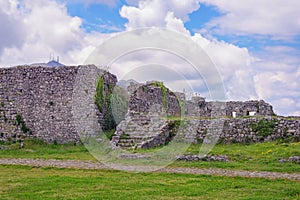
[15,114,31,134]
[94,74,116,131]
[94,75,105,113]
[251,119,276,137]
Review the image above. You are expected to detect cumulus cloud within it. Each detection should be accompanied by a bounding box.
[253,47,300,115]
[0,0,100,66]
[0,9,25,54]
[119,0,258,100]
[191,34,257,100]
[120,0,201,30]
[119,0,300,115]
[0,0,26,55]
[199,0,300,39]
[0,0,298,115]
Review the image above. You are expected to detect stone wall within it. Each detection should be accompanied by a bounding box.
[184,117,300,144]
[0,66,298,147]
[0,65,117,144]
[111,82,181,149]
[113,83,299,148]
[129,81,180,117]
[179,93,275,117]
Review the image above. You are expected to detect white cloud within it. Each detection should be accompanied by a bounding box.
[0,0,103,66]
[0,0,298,116]
[200,0,300,39]
[165,12,190,35]
[253,48,300,115]
[0,0,26,54]
[119,0,259,101]
[120,0,201,30]
[191,33,257,100]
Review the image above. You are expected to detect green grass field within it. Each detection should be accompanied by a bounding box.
[0,139,299,199]
[171,141,300,173]
[0,139,299,173]
[0,165,299,200]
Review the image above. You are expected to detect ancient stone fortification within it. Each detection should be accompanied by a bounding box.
[178,95,275,117]
[111,81,181,149]
[112,83,299,148]
[0,65,117,144]
[0,66,299,147]
[183,117,300,144]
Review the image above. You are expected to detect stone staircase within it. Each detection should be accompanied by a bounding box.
[111,113,170,149]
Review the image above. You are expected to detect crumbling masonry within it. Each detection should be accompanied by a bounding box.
[0,66,299,147]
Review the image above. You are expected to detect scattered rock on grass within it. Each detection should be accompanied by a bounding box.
[279,156,300,164]
[176,154,229,162]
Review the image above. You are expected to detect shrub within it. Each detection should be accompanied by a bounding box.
[94,74,117,131]
[15,114,31,134]
[251,119,276,137]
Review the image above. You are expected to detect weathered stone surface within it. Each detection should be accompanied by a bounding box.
[185,117,300,144]
[0,65,117,144]
[111,81,181,149]
[129,81,181,117]
[179,92,275,117]
[0,66,299,147]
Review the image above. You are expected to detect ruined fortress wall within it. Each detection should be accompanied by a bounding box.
[185,116,300,144]
[183,96,275,117]
[0,66,298,146]
[0,65,117,144]
[129,82,180,117]
[117,84,299,147]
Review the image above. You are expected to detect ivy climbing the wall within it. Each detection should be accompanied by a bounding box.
[95,75,105,113]
[94,74,116,131]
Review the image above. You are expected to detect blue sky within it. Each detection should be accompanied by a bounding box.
[0,0,299,116]
[65,1,300,51]
[66,1,127,33]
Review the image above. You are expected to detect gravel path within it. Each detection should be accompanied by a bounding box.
[0,158,299,181]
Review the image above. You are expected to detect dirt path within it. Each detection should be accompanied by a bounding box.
[0,158,299,181]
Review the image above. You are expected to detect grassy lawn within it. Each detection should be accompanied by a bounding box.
[0,165,299,200]
[171,141,300,173]
[0,139,299,173]
[0,139,94,161]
